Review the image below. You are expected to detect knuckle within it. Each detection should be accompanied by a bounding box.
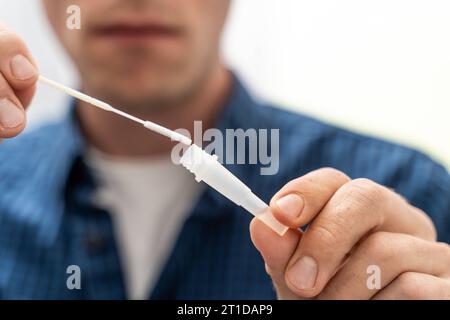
[413,207,437,241]
[341,178,384,209]
[395,272,424,299]
[363,232,400,262]
[308,221,344,248]
[363,232,430,267]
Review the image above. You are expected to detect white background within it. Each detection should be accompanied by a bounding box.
[1,0,449,169]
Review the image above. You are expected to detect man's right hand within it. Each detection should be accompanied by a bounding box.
[0,24,38,141]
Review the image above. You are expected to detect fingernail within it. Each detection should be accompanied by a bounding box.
[287,256,318,290]
[10,54,36,80]
[276,193,304,219]
[0,99,24,129]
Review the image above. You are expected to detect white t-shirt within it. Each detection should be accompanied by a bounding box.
[85,148,203,299]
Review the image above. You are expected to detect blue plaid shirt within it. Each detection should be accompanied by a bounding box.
[0,77,449,299]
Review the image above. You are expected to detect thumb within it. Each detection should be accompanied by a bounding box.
[250,214,303,299]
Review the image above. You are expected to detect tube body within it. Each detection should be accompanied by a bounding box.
[180,145,288,236]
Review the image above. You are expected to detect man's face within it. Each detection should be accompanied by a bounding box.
[42,0,230,109]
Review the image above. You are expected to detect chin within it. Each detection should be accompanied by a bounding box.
[97,85,180,110]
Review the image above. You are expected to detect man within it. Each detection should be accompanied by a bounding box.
[0,0,449,299]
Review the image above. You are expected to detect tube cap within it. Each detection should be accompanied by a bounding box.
[180,144,288,236]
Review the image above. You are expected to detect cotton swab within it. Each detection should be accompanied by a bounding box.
[38,75,192,146]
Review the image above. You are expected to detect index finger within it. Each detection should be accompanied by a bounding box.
[270,168,351,229]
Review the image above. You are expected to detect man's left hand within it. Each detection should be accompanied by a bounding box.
[250,168,450,299]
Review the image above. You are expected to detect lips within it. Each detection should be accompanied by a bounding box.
[91,21,181,45]
[96,24,177,36]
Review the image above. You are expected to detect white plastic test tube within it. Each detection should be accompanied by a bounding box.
[180,144,289,236]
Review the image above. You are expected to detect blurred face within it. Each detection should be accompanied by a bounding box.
[42,0,231,110]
